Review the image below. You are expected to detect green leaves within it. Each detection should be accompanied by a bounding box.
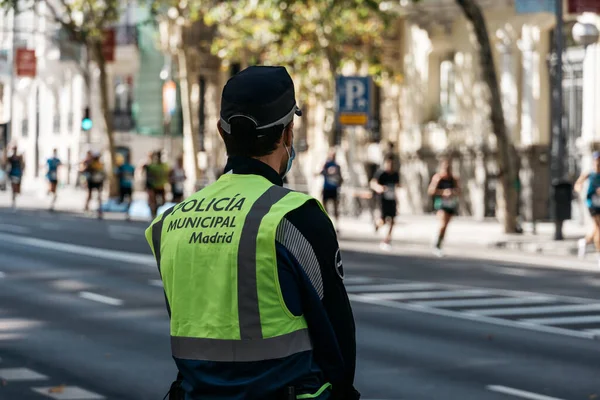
[208,0,389,102]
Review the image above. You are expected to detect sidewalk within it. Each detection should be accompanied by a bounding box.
[0,184,593,258]
[337,215,590,258]
[0,183,151,220]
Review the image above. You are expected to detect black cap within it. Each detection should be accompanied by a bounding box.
[220,66,302,134]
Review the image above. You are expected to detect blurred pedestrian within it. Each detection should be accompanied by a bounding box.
[115,153,135,221]
[7,146,24,209]
[574,151,600,264]
[371,156,400,250]
[46,148,61,211]
[84,151,106,219]
[169,155,186,204]
[318,148,343,229]
[146,150,169,218]
[428,158,460,257]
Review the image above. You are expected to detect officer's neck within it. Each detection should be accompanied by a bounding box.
[253,153,283,177]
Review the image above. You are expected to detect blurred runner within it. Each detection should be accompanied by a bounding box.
[78,150,93,189]
[140,151,153,199]
[319,149,343,229]
[169,155,186,204]
[147,150,169,218]
[575,151,600,263]
[84,151,106,219]
[115,154,136,221]
[428,158,460,257]
[7,146,24,209]
[371,156,400,250]
[46,148,61,211]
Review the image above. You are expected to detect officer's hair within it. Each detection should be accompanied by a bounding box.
[223,117,291,158]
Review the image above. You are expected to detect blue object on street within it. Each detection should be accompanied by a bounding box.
[100,198,130,213]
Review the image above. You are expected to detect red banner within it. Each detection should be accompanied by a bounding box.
[568,0,600,13]
[102,29,116,62]
[15,48,36,77]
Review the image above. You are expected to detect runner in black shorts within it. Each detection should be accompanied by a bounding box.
[428,158,460,257]
[371,156,400,250]
[319,149,343,229]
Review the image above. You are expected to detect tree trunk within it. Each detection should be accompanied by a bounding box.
[455,0,519,233]
[92,41,119,197]
[177,48,202,191]
[325,48,340,148]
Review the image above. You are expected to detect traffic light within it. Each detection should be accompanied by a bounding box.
[81,107,93,131]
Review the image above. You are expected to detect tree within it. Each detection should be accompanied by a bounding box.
[151,0,220,190]
[207,0,391,146]
[1,0,124,194]
[453,0,519,233]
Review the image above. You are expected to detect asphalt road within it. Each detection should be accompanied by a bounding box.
[0,206,599,400]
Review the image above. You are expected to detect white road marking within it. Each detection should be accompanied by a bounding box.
[108,226,133,240]
[346,283,439,293]
[0,271,5,278]
[349,294,596,340]
[0,318,42,331]
[522,315,600,325]
[0,223,31,234]
[343,276,376,285]
[78,291,123,306]
[473,303,600,317]
[0,232,155,265]
[486,385,566,400]
[39,222,62,231]
[414,296,555,309]
[149,279,163,287]
[0,368,48,381]
[360,289,489,301]
[32,386,105,399]
[484,265,542,277]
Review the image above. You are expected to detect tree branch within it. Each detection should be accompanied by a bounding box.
[45,0,85,43]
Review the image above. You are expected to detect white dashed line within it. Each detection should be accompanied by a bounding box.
[0,233,155,265]
[346,283,439,293]
[361,289,489,301]
[32,386,105,399]
[349,294,596,340]
[78,291,123,306]
[149,279,163,287]
[343,276,376,285]
[0,368,48,381]
[0,223,31,234]
[40,222,63,231]
[0,271,5,278]
[415,296,555,309]
[522,315,600,326]
[472,303,600,317]
[486,385,566,400]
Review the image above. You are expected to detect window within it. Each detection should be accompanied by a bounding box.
[440,60,457,123]
[68,111,74,133]
[114,76,133,112]
[53,114,60,134]
[21,119,28,137]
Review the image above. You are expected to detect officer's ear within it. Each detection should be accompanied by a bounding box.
[283,121,294,148]
[217,120,225,140]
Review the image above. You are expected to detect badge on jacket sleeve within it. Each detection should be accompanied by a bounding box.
[335,248,344,279]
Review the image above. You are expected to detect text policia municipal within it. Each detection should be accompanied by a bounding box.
[168,195,246,244]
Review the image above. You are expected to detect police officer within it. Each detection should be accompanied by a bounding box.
[146,66,359,400]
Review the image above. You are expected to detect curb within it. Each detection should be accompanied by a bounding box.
[490,240,579,257]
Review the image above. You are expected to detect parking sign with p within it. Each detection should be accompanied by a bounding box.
[336,76,371,126]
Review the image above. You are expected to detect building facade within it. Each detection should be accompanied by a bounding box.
[377,0,599,222]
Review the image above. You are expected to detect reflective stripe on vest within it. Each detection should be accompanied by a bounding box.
[171,328,312,362]
[149,177,315,362]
